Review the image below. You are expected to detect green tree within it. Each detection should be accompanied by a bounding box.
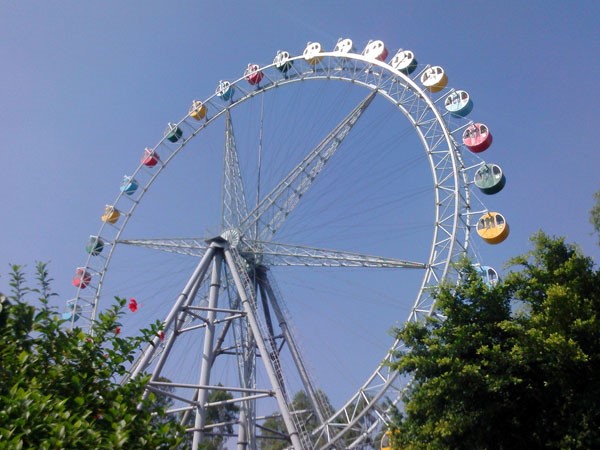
[258,390,333,450]
[391,233,600,449]
[205,386,239,449]
[590,189,600,243]
[0,263,184,449]
[182,385,239,450]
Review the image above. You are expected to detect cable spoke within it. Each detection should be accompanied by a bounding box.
[119,236,426,269]
[118,237,209,257]
[239,92,376,242]
[245,240,427,269]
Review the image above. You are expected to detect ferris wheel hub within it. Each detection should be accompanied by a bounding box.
[220,228,242,248]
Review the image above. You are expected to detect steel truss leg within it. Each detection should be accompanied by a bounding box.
[257,266,328,426]
[224,248,303,450]
[129,245,216,380]
[192,251,223,449]
[127,238,305,449]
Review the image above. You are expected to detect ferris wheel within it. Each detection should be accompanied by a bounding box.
[66,38,508,449]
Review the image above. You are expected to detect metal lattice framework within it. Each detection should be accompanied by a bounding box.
[67,39,498,449]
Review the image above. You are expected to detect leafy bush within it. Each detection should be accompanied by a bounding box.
[0,263,184,449]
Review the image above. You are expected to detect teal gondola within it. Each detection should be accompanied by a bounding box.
[86,235,104,256]
[390,49,418,75]
[165,123,183,143]
[474,163,505,195]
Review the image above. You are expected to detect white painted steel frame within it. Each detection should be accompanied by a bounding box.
[69,45,475,448]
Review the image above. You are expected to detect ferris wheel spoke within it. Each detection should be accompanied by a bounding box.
[247,241,427,269]
[222,110,250,229]
[239,91,376,242]
[117,237,210,257]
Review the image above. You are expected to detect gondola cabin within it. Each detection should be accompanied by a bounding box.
[216,80,235,102]
[303,42,324,65]
[274,50,293,73]
[86,235,104,256]
[445,90,473,117]
[380,431,392,450]
[475,265,500,286]
[474,163,505,195]
[141,147,160,167]
[477,212,509,244]
[62,301,81,321]
[165,123,183,143]
[363,40,388,61]
[101,205,120,224]
[72,268,91,289]
[120,175,138,195]
[463,123,492,153]
[189,100,207,121]
[390,49,418,74]
[334,38,355,54]
[244,64,264,86]
[420,66,448,92]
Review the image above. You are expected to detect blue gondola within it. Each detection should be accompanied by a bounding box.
[445,90,473,117]
[120,175,138,195]
[216,80,235,102]
[62,300,81,321]
[475,265,500,286]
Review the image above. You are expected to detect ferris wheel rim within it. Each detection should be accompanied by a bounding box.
[69,42,475,447]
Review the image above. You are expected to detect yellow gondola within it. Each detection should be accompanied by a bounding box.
[101,205,120,224]
[303,42,324,65]
[477,212,509,244]
[420,66,448,92]
[381,431,392,450]
[189,100,207,120]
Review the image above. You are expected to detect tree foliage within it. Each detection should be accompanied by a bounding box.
[391,233,600,449]
[182,385,239,450]
[259,390,333,450]
[590,189,600,244]
[204,386,239,449]
[0,263,184,449]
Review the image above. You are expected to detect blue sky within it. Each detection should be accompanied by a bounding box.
[2,0,600,413]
